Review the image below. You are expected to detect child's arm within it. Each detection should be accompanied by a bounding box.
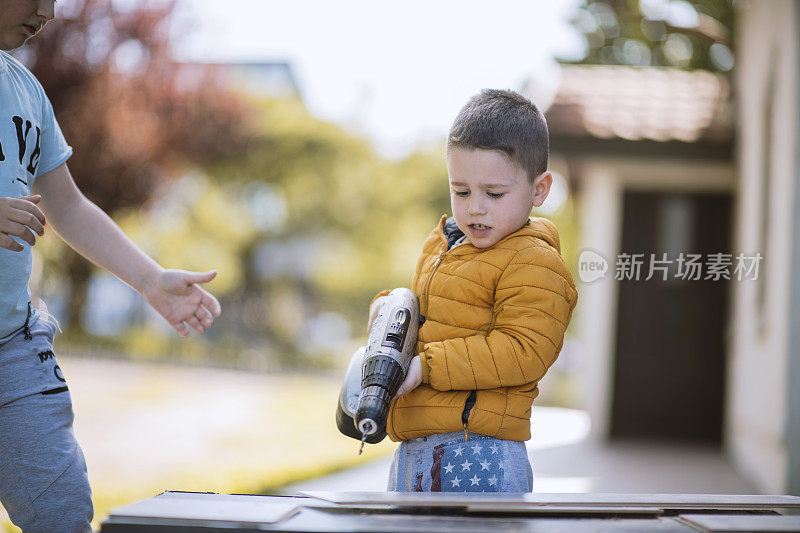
[32,163,221,337]
[408,248,577,393]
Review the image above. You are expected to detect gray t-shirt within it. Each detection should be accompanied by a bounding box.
[0,51,72,341]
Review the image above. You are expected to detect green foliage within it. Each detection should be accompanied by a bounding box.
[564,0,735,72]
[35,96,452,367]
[117,177,254,296]
[204,97,450,347]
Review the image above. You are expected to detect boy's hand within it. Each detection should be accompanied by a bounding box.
[395,356,422,398]
[141,269,222,337]
[367,296,386,332]
[0,195,46,252]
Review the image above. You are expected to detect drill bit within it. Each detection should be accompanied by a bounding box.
[357,419,375,455]
[358,432,368,455]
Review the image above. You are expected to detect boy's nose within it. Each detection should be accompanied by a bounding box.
[35,0,56,22]
[467,198,486,215]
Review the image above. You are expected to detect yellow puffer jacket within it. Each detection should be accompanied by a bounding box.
[384,215,578,442]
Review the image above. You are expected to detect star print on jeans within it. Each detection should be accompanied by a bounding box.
[432,437,505,492]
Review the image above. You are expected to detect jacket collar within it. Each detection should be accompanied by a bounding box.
[442,217,465,248]
[436,215,562,253]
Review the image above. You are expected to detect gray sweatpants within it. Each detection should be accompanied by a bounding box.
[388,430,533,492]
[0,317,93,532]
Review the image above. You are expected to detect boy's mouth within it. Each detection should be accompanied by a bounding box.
[469,223,490,231]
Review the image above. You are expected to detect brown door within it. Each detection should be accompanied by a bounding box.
[610,191,731,443]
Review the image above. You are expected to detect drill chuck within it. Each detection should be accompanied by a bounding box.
[361,354,405,391]
[358,418,377,436]
[355,355,405,435]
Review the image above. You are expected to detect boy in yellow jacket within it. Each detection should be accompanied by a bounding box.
[370,89,577,492]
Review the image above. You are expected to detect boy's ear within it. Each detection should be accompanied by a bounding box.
[532,172,553,207]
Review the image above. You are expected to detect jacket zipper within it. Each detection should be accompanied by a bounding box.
[422,221,471,316]
[423,230,465,440]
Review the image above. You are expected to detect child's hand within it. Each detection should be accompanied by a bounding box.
[141,269,222,337]
[395,356,422,398]
[0,195,46,252]
[367,296,386,332]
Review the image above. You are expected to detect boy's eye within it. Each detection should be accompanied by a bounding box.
[487,192,505,199]
[453,190,469,197]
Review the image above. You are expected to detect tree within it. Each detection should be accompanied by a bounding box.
[17,0,256,333]
[563,0,735,72]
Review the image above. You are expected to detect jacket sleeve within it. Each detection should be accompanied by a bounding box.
[419,246,577,391]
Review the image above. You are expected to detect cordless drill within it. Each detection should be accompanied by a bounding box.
[335,288,420,452]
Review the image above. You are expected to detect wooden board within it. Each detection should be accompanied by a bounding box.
[107,491,299,525]
[101,493,800,533]
[466,505,664,516]
[300,491,800,511]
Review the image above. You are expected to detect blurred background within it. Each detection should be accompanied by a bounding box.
[5,0,800,529]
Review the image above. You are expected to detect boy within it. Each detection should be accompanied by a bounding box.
[370,89,577,492]
[0,1,221,530]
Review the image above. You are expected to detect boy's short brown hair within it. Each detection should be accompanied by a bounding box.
[447,89,549,181]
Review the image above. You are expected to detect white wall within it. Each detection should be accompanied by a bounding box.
[728,0,799,494]
[577,162,621,439]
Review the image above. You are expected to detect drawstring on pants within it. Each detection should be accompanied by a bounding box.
[23,302,32,341]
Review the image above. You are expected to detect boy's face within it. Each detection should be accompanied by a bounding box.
[0,0,55,51]
[447,147,551,249]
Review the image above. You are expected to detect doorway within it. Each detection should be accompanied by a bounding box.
[610,191,732,443]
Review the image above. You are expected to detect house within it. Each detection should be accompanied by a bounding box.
[540,0,800,495]
[543,62,735,443]
[729,0,799,495]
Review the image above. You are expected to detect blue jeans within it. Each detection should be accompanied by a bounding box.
[387,431,533,492]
